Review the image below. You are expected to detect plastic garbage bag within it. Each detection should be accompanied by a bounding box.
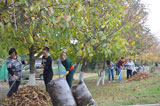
[72,81,97,106]
[48,77,77,106]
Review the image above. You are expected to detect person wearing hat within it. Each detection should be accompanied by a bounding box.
[41,47,53,91]
[6,48,27,97]
[60,52,74,88]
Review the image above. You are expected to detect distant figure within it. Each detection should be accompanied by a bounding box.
[106,60,115,83]
[137,64,145,72]
[155,62,158,67]
[117,57,125,82]
[125,58,136,79]
[134,60,138,67]
[97,65,105,86]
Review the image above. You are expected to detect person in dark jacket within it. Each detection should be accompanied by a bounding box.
[41,47,53,91]
[116,57,125,82]
[60,52,74,88]
[6,48,27,97]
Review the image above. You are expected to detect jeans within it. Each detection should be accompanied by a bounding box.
[108,69,114,81]
[7,81,20,97]
[117,67,122,82]
[66,69,74,88]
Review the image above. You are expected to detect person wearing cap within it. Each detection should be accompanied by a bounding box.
[60,52,74,88]
[6,48,27,97]
[41,47,53,91]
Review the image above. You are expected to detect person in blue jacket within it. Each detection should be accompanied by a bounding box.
[60,52,74,88]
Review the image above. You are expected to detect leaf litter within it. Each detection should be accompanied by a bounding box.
[2,86,51,106]
[128,72,152,81]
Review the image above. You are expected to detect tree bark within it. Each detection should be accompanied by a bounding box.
[79,58,89,82]
[103,53,106,69]
[74,56,82,72]
[28,46,36,85]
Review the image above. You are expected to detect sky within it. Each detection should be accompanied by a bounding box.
[142,0,160,40]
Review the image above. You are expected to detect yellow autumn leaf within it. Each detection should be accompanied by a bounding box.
[31,17,35,20]
[101,25,105,29]
[29,34,34,43]
[106,11,109,17]
[76,3,82,9]
[89,53,93,57]
[80,50,83,55]
[132,41,135,46]
[41,37,46,40]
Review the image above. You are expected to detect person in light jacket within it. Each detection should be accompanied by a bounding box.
[125,58,136,79]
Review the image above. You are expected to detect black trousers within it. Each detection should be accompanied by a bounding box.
[7,81,20,97]
[43,72,53,91]
[127,69,132,79]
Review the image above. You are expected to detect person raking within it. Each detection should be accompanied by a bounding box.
[6,48,27,97]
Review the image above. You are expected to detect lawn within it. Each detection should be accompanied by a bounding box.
[38,74,160,106]
[1,73,160,106]
[78,76,160,106]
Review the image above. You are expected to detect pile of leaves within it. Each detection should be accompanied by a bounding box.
[129,72,152,81]
[2,86,51,106]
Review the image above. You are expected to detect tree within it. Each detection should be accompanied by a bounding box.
[0,0,85,85]
[0,0,156,83]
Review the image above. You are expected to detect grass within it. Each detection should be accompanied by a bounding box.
[38,74,160,106]
[80,75,160,106]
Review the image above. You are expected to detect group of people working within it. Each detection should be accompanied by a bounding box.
[6,46,141,96]
[97,57,137,86]
[6,47,74,97]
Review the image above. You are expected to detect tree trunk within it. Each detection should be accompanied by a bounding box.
[74,56,82,72]
[103,53,106,69]
[28,46,36,85]
[79,58,88,82]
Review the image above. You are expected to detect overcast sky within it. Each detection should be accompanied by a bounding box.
[142,0,160,40]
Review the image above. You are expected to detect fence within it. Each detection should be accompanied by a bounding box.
[0,60,8,81]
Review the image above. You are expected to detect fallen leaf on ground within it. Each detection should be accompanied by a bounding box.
[2,86,51,106]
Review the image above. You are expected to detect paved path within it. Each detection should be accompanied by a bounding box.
[126,104,160,106]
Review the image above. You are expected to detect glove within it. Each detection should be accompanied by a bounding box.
[63,71,69,77]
